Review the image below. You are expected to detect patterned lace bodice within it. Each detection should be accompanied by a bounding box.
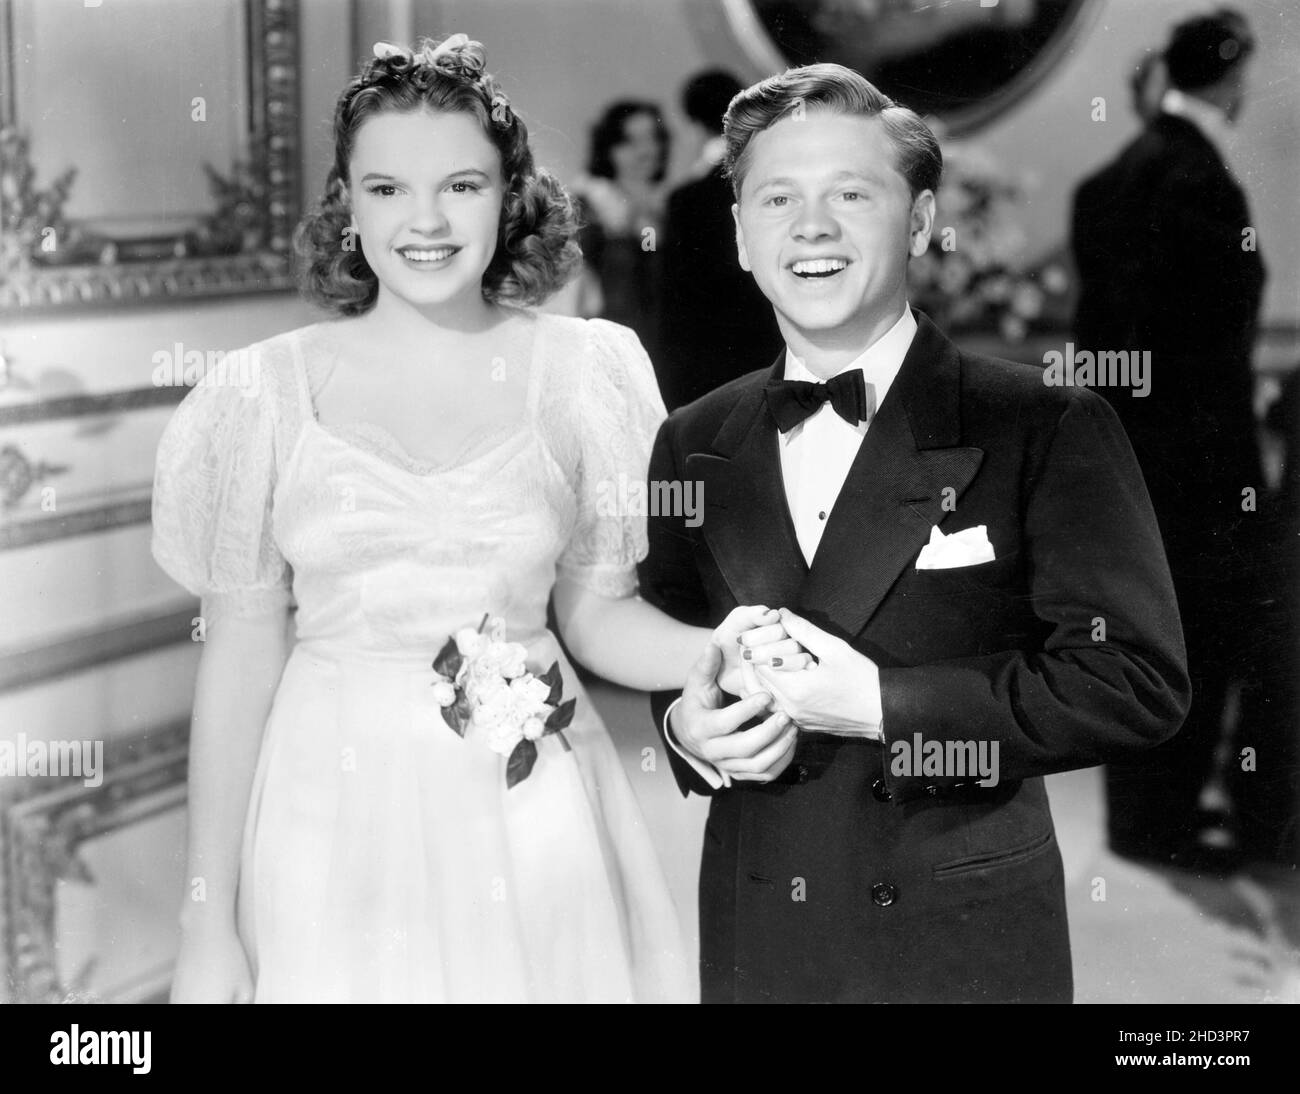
[150,310,667,652]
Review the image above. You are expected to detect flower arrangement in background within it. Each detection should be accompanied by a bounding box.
[431,614,576,788]
[191,139,274,256]
[0,125,274,272]
[0,127,84,276]
[908,142,1071,342]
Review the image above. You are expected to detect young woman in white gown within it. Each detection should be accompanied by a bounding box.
[151,35,794,1003]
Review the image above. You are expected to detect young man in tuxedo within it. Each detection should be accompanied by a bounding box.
[637,63,1190,1004]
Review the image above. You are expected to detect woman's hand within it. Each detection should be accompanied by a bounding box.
[170,921,254,1004]
[711,605,799,697]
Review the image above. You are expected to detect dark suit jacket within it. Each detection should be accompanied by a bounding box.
[658,165,782,411]
[637,310,1190,1003]
[1071,112,1266,592]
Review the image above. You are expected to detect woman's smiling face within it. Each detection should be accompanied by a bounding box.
[347,109,505,313]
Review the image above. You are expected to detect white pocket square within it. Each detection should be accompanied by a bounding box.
[914,524,996,570]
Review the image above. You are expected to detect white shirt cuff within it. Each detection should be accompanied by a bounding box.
[663,697,731,789]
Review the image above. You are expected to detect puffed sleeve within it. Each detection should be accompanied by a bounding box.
[556,318,669,598]
[150,363,292,619]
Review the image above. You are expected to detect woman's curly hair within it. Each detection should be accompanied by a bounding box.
[295,34,581,315]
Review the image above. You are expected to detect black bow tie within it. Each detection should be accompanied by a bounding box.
[764,370,875,433]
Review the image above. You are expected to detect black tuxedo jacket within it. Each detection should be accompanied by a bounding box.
[658,165,782,411]
[637,310,1190,1003]
[1071,112,1266,586]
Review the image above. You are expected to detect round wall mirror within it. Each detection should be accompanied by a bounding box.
[718,0,1097,135]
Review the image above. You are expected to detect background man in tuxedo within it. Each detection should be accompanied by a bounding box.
[658,70,782,411]
[1071,8,1269,869]
[638,63,1190,1003]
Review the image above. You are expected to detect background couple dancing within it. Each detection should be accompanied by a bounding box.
[153,33,1189,1004]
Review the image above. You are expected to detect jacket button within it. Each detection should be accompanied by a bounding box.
[870,778,892,803]
[925,784,941,797]
[795,764,811,783]
[871,883,898,907]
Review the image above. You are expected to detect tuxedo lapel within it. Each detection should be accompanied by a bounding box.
[798,311,984,639]
[688,359,807,611]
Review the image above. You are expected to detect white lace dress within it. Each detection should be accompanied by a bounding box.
[151,310,694,1002]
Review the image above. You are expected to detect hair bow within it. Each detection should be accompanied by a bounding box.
[428,33,470,62]
[372,41,410,63]
[424,33,486,79]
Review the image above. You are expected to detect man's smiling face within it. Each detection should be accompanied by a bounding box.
[732,111,932,352]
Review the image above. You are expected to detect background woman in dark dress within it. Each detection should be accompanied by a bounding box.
[572,100,671,367]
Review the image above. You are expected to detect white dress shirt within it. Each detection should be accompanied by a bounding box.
[666,307,919,788]
[779,306,916,565]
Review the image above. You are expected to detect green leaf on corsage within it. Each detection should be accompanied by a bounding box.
[443,693,472,737]
[540,661,563,705]
[506,738,538,788]
[544,698,576,734]
[432,636,462,680]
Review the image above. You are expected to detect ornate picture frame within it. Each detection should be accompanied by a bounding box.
[2,719,189,1004]
[0,0,300,314]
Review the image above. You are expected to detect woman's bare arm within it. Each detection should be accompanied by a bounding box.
[180,605,290,931]
[553,576,781,694]
[170,604,290,1003]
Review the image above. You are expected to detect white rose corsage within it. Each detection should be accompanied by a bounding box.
[431,614,574,788]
